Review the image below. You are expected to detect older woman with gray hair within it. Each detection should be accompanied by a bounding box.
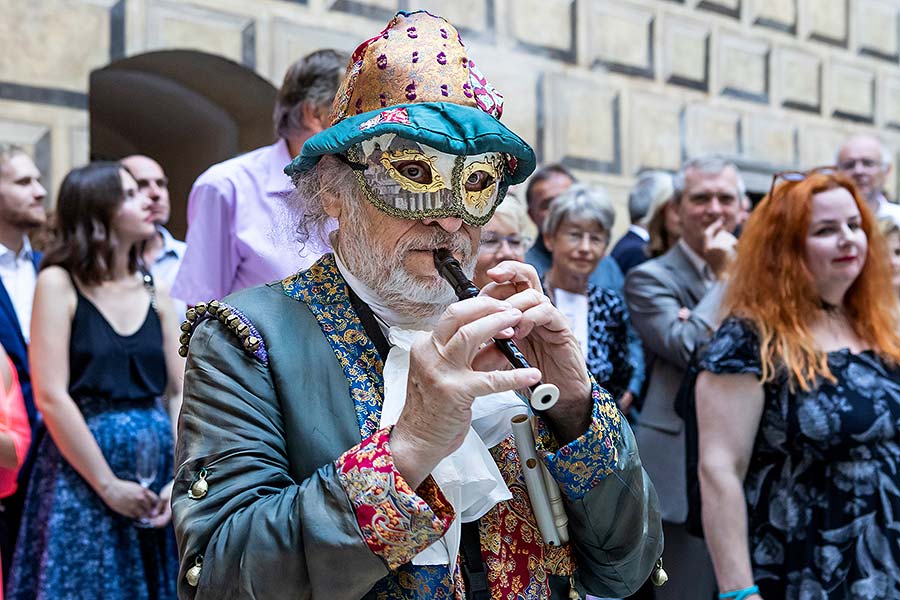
[542,184,641,408]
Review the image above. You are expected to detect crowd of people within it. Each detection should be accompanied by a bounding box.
[0,8,898,600]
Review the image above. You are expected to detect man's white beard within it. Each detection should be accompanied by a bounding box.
[338,212,477,323]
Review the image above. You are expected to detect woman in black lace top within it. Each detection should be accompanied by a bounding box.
[696,169,900,600]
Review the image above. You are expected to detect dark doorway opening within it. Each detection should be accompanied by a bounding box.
[89,50,277,239]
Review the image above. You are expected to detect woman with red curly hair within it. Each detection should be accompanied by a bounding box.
[695,169,900,600]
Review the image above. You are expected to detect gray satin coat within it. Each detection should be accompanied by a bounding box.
[172,283,663,599]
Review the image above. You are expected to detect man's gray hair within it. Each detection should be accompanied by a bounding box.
[629,170,673,227]
[273,49,349,140]
[290,156,357,254]
[542,183,615,237]
[672,155,746,202]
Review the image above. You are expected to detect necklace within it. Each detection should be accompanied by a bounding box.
[820,299,842,314]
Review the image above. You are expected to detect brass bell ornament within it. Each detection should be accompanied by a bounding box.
[185,556,203,587]
[188,468,208,500]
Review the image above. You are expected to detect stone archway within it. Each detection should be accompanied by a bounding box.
[89,50,277,239]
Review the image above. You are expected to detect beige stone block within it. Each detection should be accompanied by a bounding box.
[797,124,847,167]
[587,2,654,78]
[511,0,575,58]
[776,46,821,113]
[884,75,900,129]
[745,114,795,167]
[411,0,490,34]
[805,0,847,46]
[718,33,769,103]
[465,44,538,149]
[856,0,899,61]
[324,0,399,23]
[541,72,620,173]
[697,0,741,18]
[70,125,90,168]
[329,0,397,12]
[145,1,251,64]
[663,15,710,91]
[0,99,89,200]
[829,61,875,123]
[0,119,50,149]
[750,0,796,32]
[269,18,357,87]
[628,91,682,172]
[0,0,111,91]
[683,104,741,158]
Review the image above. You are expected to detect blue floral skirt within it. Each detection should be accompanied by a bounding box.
[7,397,177,600]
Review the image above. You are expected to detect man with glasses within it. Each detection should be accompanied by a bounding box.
[836,134,899,225]
[624,155,745,600]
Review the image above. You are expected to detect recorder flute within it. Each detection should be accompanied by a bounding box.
[433,248,560,412]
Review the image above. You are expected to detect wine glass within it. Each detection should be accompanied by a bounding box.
[135,428,159,528]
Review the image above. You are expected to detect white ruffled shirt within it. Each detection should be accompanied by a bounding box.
[333,249,526,568]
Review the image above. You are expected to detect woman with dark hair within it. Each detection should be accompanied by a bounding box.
[644,197,680,259]
[8,162,182,599]
[696,170,900,599]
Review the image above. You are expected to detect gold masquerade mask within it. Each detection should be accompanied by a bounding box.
[346,134,507,226]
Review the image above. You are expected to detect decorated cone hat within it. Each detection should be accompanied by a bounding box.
[285,10,536,189]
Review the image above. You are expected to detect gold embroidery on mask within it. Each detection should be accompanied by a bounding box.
[460,156,503,215]
[379,149,447,193]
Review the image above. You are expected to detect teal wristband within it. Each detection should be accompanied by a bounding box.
[719,585,759,600]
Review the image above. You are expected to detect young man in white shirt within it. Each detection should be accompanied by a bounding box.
[0,144,47,579]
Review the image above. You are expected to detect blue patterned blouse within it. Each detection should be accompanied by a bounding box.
[700,317,900,599]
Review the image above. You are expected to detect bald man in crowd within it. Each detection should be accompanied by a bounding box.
[836,134,898,225]
[120,154,186,286]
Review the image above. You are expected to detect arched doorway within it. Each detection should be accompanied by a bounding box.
[89,50,277,239]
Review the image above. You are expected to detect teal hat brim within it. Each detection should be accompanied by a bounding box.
[285,102,536,185]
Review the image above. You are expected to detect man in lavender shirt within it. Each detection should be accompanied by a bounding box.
[171,49,347,305]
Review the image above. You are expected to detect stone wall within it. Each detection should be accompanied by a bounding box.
[2,0,899,235]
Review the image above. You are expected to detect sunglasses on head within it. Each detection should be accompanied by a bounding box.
[768,166,837,199]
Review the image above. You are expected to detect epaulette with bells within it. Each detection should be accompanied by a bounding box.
[178,300,268,364]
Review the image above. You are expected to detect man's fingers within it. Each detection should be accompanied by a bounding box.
[704,217,724,240]
[467,366,542,398]
[505,293,568,340]
[486,260,542,290]
[432,296,513,345]
[441,307,523,362]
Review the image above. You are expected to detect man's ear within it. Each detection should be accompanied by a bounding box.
[301,102,326,134]
[321,188,342,219]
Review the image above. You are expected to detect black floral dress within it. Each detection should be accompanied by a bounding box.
[700,317,900,599]
[584,285,635,401]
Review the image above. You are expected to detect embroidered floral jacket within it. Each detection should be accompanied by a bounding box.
[172,255,662,599]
